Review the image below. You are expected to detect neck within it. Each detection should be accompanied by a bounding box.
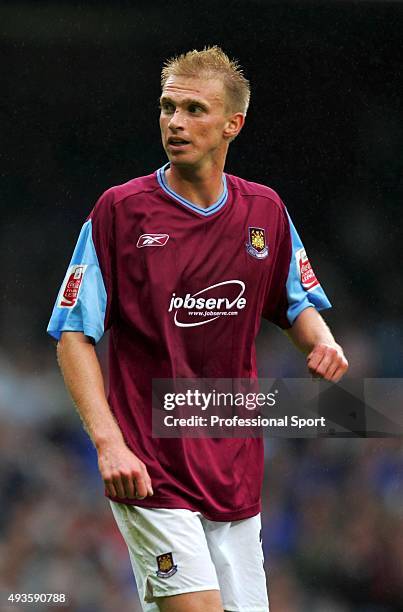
[165,161,225,209]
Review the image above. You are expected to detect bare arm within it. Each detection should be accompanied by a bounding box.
[285,307,348,382]
[57,331,153,499]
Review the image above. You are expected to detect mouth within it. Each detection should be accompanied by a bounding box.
[167,137,191,149]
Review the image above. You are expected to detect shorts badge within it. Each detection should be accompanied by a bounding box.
[156,552,177,578]
[246,227,268,259]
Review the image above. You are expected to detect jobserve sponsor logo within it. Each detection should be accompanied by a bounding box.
[168,280,246,328]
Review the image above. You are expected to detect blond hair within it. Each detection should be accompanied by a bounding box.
[161,46,250,115]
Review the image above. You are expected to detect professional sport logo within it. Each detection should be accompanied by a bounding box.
[246,227,268,259]
[57,264,87,308]
[295,248,320,291]
[156,552,177,578]
[168,280,246,328]
[136,234,169,247]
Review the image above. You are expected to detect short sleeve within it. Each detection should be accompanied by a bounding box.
[47,190,115,343]
[263,205,331,328]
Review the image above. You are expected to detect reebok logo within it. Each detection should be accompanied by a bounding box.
[137,234,169,247]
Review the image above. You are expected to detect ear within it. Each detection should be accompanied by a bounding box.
[223,112,245,141]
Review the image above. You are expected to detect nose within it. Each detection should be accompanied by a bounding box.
[168,109,185,132]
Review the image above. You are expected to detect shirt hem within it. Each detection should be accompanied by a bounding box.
[47,325,101,343]
[106,493,261,522]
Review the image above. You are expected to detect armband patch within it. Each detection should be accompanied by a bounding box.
[57,264,88,308]
[296,248,319,291]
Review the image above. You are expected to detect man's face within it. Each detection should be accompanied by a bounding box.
[159,75,233,169]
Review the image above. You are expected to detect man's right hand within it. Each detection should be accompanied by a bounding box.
[57,332,154,501]
[97,441,154,500]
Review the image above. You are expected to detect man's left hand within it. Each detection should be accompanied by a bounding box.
[307,343,349,382]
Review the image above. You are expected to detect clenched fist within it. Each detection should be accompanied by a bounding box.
[97,441,154,500]
[307,342,348,382]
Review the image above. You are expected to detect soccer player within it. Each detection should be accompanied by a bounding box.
[48,47,348,612]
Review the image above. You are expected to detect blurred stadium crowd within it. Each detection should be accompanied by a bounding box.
[0,338,402,612]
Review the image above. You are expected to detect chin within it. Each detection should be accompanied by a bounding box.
[169,155,197,167]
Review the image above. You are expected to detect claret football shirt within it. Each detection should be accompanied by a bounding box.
[48,163,331,521]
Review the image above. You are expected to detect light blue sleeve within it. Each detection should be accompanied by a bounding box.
[47,219,107,343]
[285,210,332,325]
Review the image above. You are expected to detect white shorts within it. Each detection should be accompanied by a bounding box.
[110,501,269,612]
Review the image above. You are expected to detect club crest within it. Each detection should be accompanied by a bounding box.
[246,227,268,259]
[156,552,177,578]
